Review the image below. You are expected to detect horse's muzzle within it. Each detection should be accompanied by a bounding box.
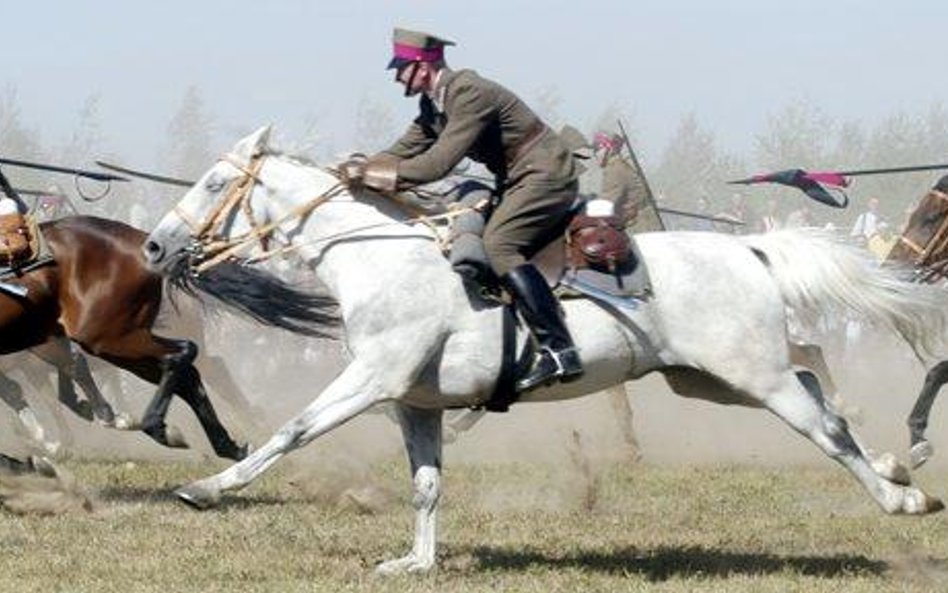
[142,240,165,266]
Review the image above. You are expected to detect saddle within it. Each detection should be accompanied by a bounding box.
[0,213,38,267]
[887,187,948,281]
[448,202,650,300]
[566,213,632,274]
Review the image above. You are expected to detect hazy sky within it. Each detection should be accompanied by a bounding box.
[3,1,947,167]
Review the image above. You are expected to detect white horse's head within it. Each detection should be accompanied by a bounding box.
[144,125,274,271]
[143,125,341,338]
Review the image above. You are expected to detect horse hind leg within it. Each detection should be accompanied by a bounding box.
[907,360,948,468]
[788,342,861,422]
[795,370,909,486]
[767,369,941,514]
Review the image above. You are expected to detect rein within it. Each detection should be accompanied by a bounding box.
[181,153,478,274]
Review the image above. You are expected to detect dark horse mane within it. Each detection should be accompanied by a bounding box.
[165,255,342,339]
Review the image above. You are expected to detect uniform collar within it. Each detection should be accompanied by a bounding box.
[426,67,454,113]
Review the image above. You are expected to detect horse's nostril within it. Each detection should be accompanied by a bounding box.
[143,240,163,260]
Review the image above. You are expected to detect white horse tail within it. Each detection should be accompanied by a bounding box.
[742,228,947,357]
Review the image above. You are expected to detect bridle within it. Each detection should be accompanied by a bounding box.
[173,151,484,275]
[174,151,347,274]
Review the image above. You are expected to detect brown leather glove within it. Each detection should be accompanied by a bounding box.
[339,153,368,190]
[339,154,399,194]
[363,154,399,193]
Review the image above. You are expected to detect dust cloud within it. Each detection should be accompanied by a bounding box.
[1,296,946,510]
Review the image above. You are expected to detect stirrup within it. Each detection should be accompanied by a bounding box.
[515,347,583,393]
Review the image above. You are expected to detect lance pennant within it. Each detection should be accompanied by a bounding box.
[730,162,948,209]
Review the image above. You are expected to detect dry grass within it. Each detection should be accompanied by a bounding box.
[0,457,946,592]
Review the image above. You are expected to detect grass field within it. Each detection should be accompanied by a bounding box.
[1,456,946,593]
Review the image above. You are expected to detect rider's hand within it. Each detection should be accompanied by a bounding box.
[339,153,368,189]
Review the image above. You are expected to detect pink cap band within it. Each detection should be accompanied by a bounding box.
[593,132,620,151]
[393,42,444,62]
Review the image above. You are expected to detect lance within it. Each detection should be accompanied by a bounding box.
[95,160,195,187]
[0,156,128,182]
[729,168,849,208]
[616,119,667,230]
[656,206,744,226]
[730,162,948,209]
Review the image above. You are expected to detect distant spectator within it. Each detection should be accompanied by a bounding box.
[850,197,885,245]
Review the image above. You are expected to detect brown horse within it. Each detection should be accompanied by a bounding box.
[885,174,948,467]
[0,215,248,460]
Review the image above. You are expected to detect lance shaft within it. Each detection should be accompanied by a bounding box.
[839,163,948,177]
[616,119,666,231]
[0,156,128,182]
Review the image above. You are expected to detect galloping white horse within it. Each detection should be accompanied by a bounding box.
[143,127,947,575]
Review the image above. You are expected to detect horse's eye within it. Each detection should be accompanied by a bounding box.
[205,176,226,192]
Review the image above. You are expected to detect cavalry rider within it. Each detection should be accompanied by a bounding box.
[341,27,583,393]
[0,177,31,264]
[591,131,663,233]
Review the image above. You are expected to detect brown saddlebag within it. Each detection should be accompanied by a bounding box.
[0,213,32,264]
[567,214,631,273]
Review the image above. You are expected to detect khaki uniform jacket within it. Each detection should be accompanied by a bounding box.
[600,154,664,233]
[382,68,579,275]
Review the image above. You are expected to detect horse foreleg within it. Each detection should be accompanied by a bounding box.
[92,334,193,449]
[907,360,948,468]
[173,364,248,461]
[377,404,443,575]
[197,354,270,444]
[175,359,385,510]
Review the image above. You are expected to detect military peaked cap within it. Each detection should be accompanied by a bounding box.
[387,27,456,70]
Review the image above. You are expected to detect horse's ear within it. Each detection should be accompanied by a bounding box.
[233,125,273,159]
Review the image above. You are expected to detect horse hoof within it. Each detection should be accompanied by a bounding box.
[175,481,220,510]
[110,413,138,431]
[903,488,945,514]
[166,425,190,448]
[910,441,934,469]
[872,452,911,486]
[41,440,62,457]
[232,443,252,461]
[29,455,59,478]
[375,553,434,576]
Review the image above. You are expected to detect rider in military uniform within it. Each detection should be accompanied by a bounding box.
[591,131,664,233]
[341,27,583,393]
[0,175,31,265]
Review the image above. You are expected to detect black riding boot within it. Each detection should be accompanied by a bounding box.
[502,264,583,392]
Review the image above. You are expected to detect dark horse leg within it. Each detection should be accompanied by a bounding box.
[907,360,948,468]
[96,332,248,461]
[16,216,248,462]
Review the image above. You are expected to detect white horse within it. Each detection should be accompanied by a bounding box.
[142,126,947,575]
